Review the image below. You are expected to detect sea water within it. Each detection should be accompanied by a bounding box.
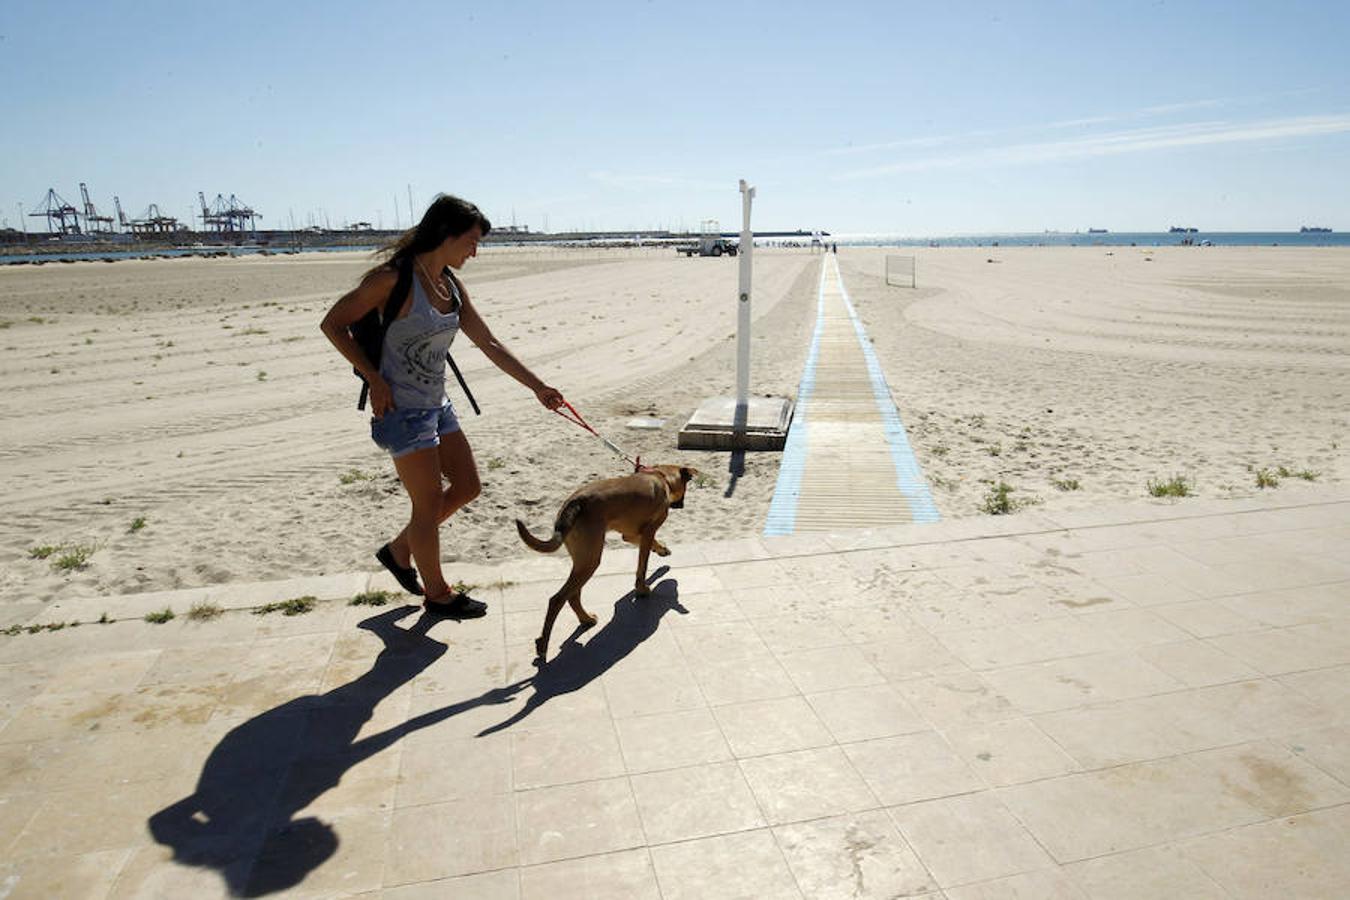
[834,231,1350,248]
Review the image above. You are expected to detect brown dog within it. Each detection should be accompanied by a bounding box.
[515,464,696,660]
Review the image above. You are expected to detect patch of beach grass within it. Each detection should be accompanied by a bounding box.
[1255,468,1280,489]
[1052,478,1081,491]
[254,595,316,616]
[981,481,1019,515]
[144,608,176,624]
[187,602,224,621]
[1277,465,1318,481]
[29,545,60,560]
[350,590,393,607]
[129,516,147,533]
[339,469,375,485]
[487,457,505,470]
[929,474,959,492]
[52,543,97,573]
[1147,475,1192,498]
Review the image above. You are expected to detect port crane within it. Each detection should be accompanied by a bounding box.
[131,204,179,235]
[197,192,261,235]
[29,188,82,235]
[79,183,115,234]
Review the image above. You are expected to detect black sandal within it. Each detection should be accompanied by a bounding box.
[424,592,488,619]
[376,544,424,596]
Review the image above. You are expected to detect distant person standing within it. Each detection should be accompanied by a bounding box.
[321,194,564,616]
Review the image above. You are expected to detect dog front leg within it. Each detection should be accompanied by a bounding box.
[536,591,568,661]
[634,528,655,596]
[537,545,602,661]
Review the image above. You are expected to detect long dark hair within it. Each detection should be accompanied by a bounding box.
[365,194,492,277]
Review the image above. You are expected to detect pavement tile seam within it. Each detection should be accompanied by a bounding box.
[26,493,1348,630]
[3,494,1347,895]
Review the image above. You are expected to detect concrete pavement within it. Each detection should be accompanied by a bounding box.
[1,487,1348,898]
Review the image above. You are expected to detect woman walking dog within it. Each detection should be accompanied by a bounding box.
[322,195,564,616]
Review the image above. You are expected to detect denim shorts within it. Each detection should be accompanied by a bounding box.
[370,402,461,458]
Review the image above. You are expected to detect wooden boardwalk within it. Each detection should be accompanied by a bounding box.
[765,254,939,534]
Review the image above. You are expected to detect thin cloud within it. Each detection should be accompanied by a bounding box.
[835,113,1350,179]
[831,92,1289,156]
[824,134,966,156]
[1043,115,1120,130]
[588,171,726,192]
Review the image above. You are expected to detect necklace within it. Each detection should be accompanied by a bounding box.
[416,258,453,305]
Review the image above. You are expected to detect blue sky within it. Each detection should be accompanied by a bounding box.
[2,0,1347,235]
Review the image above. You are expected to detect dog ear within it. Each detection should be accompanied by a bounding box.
[680,466,698,483]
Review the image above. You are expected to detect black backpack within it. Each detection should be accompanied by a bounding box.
[349,257,479,414]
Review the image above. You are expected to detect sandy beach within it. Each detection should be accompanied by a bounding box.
[1,245,1346,609]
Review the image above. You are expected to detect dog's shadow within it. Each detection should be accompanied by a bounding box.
[477,567,686,735]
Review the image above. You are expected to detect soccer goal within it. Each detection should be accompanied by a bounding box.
[885,254,916,288]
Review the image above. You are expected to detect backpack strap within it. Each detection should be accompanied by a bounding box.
[385,256,415,329]
[356,257,416,410]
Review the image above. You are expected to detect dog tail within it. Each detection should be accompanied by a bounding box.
[515,518,563,553]
[515,499,585,554]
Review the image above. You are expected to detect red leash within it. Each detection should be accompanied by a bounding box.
[553,400,645,472]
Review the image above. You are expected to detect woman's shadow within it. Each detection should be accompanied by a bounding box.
[147,570,684,896]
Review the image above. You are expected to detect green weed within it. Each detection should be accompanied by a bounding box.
[339,469,375,485]
[1147,475,1192,498]
[930,474,959,493]
[129,516,147,533]
[254,595,317,616]
[982,482,1018,515]
[350,590,393,607]
[1255,468,1280,489]
[144,608,176,624]
[52,544,97,572]
[187,602,224,621]
[1052,478,1081,491]
[28,545,59,560]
